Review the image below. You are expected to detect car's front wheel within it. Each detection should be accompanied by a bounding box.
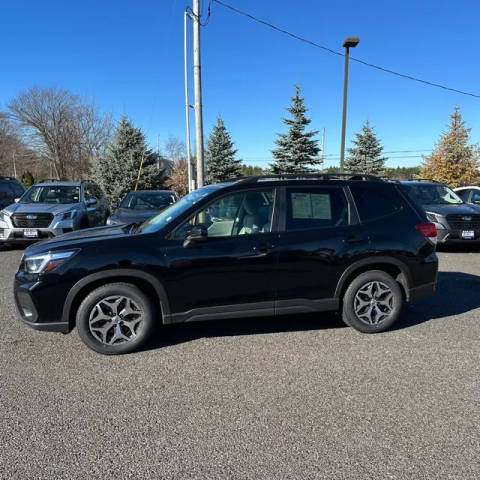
[341,270,403,333]
[76,283,156,355]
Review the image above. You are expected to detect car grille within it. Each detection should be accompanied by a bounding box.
[446,214,480,230]
[12,213,53,228]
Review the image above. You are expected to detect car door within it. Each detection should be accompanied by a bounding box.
[160,187,280,322]
[275,185,371,313]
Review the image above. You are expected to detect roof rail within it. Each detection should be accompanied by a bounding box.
[0,176,18,181]
[234,173,384,184]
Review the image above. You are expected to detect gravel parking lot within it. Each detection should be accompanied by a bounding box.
[1,245,479,479]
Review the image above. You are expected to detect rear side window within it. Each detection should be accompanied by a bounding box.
[12,182,24,197]
[350,186,402,222]
[286,188,349,230]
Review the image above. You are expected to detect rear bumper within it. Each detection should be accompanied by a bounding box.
[408,281,436,300]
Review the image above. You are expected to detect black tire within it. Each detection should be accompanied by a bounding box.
[341,270,403,333]
[76,283,157,355]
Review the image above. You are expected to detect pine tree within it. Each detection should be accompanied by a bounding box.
[205,117,242,183]
[271,85,320,173]
[21,171,35,188]
[91,116,167,204]
[422,106,480,187]
[344,120,386,175]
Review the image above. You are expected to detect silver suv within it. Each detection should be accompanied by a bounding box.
[0,180,108,245]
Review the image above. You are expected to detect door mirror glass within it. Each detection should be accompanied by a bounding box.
[183,226,208,248]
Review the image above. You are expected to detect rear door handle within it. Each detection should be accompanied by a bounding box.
[343,235,369,245]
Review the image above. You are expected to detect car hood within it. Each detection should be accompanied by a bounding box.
[423,203,480,216]
[111,208,159,223]
[3,202,80,215]
[24,225,129,256]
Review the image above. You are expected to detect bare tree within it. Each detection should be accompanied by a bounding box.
[167,157,189,198]
[164,135,186,163]
[8,86,112,180]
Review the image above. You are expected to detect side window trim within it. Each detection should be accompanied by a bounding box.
[169,187,279,240]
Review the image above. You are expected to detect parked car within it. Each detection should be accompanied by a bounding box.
[453,185,480,206]
[400,180,480,243]
[0,180,108,245]
[0,176,25,209]
[107,190,177,226]
[15,174,438,355]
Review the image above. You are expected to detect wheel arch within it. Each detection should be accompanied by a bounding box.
[334,257,412,301]
[62,269,171,329]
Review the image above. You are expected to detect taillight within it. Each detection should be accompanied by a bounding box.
[415,222,437,238]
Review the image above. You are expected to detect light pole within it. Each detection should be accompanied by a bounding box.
[339,36,359,172]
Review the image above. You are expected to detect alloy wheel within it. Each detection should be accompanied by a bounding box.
[353,281,394,326]
[88,295,144,345]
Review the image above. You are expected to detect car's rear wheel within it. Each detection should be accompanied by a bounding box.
[76,283,156,355]
[341,270,402,333]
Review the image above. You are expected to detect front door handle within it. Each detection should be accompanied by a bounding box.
[238,243,273,259]
[343,235,369,245]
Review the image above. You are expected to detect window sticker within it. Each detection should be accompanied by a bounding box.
[291,193,332,219]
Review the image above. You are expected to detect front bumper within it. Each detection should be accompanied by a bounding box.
[14,273,72,333]
[0,216,76,243]
[436,227,480,243]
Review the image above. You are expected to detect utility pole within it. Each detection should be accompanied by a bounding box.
[192,0,205,188]
[184,10,194,192]
[321,127,325,170]
[339,36,359,172]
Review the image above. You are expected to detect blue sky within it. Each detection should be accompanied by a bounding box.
[1,0,479,168]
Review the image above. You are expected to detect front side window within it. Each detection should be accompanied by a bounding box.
[173,189,275,239]
[286,188,349,230]
[470,190,480,205]
[351,186,402,222]
[20,185,80,204]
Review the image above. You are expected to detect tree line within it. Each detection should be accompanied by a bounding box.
[1,85,479,203]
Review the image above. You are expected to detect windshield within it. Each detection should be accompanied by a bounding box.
[20,185,80,205]
[119,192,176,210]
[137,184,224,234]
[404,184,463,205]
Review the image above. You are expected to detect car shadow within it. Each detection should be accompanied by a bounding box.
[140,270,480,351]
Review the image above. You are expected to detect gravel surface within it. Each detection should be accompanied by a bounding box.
[1,244,479,479]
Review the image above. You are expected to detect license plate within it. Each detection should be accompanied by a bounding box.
[462,230,475,239]
[23,229,38,238]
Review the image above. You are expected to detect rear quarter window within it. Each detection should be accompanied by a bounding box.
[350,185,403,222]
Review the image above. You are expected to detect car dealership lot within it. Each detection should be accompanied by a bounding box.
[1,246,479,479]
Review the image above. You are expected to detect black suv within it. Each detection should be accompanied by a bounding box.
[0,176,25,209]
[14,174,438,355]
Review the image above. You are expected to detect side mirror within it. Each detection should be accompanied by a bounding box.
[183,226,208,248]
[86,198,98,206]
[14,198,20,203]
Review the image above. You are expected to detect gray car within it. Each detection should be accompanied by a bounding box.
[400,180,480,243]
[107,190,177,226]
[0,180,108,245]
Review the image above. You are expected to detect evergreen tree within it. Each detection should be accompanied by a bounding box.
[271,85,320,173]
[205,117,242,183]
[21,171,35,188]
[344,120,387,175]
[422,106,480,186]
[91,116,167,204]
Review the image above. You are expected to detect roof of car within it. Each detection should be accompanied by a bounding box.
[399,180,444,186]
[130,190,175,194]
[34,181,83,186]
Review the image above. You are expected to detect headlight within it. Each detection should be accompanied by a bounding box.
[24,250,78,274]
[55,210,77,221]
[0,210,10,223]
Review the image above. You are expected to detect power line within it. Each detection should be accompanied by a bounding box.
[212,0,480,99]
